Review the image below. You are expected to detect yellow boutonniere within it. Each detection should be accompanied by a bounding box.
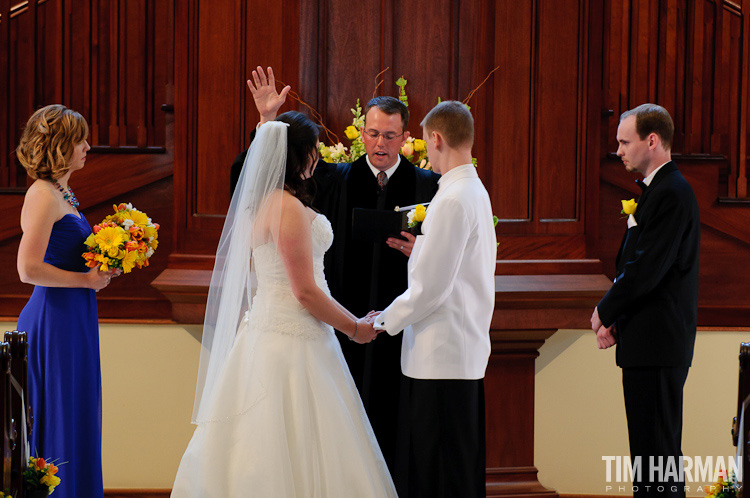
[407,204,427,228]
[621,198,637,215]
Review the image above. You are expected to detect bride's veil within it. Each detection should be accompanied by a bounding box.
[191,121,289,423]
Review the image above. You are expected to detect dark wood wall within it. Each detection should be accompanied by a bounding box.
[0,0,174,319]
[600,0,750,325]
[1,0,749,325]
[172,0,606,265]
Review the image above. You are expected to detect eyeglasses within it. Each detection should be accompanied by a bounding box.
[363,129,404,142]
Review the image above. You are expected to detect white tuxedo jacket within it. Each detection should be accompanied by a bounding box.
[375,164,496,379]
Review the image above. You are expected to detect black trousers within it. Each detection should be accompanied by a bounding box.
[622,366,689,498]
[395,377,486,498]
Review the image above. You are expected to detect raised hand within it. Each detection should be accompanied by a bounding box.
[247,66,291,124]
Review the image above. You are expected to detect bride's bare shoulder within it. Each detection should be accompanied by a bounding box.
[279,191,316,222]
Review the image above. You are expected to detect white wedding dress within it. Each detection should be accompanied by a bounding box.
[172,214,398,498]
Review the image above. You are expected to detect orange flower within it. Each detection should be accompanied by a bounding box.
[129,226,144,240]
[35,457,46,470]
[153,223,160,230]
[48,462,58,475]
[82,252,99,268]
[125,241,139,252]
[116,203,129,211]
[138,241,148,253]
[92,225,102,234]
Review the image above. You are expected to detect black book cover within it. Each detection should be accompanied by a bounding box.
[351,203,428,242]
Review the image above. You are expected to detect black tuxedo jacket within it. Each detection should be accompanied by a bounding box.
[597,161,700,368]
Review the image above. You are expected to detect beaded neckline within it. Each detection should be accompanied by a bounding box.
[52,181,79,208]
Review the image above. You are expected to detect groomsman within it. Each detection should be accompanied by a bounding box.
[591,104,700,498]
[371,101,496,498]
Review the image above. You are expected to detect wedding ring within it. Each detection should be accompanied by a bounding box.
[400,245,404,250]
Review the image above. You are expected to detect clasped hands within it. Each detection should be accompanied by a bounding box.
[350,312,385,344]
[590,306,617,350]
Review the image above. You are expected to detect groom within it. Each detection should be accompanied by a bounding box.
[591,104,700,498]
[370,101,496,498]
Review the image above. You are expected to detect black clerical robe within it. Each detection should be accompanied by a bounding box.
[311,155,438,470]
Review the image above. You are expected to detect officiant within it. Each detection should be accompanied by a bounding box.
[229,67,439,474]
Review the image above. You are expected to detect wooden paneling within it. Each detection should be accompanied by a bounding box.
[0,0,174,320]
[606,0,748,198]
[535,0,581,222]
[602,0,750,326]
[0,0,172,190]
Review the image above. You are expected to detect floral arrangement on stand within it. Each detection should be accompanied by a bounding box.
[24,456,61,496]
[82,203,159,273]
[317,77,430,169]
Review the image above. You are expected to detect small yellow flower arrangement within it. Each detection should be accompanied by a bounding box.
[83,203,159,273]
[25,456,61,495]
[621,198,637,215]
[704,471,738,498]
[407,204,427,228]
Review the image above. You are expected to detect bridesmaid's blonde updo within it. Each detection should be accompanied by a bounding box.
[16,104,89,180]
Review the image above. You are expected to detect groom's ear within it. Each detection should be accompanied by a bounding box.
[432,130,445,150]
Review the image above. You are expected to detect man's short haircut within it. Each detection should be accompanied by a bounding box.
[420,101,474,149]
[620,103,674,151]
[364,96,409,130]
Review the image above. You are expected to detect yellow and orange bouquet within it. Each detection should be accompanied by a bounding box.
[82,203,159,273]
[24,456,61,494]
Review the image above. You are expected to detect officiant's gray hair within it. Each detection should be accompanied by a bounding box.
[421,101,474,149]
[364,96,409,130]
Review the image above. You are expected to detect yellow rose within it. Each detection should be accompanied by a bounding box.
[621,198,637,215]
[414,139,426,152]
[414,204,427,223]
[345,126,360,140]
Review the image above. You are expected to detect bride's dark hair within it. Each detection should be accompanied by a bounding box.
[275,111,320,207]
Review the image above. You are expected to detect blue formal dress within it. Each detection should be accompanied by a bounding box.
[17,213,103,498]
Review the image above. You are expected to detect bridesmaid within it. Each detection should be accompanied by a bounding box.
[15,105,114,498]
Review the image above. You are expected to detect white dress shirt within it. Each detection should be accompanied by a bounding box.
[365,155,400,180]
[375,164,496,379]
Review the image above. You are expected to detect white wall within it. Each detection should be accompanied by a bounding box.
[535,329,743,496]
[0,321,744,493]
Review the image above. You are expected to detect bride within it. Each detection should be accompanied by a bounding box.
[171,112,397,497]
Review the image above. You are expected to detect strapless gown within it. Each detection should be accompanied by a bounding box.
[17,213,103,498]
[171,214,397,497]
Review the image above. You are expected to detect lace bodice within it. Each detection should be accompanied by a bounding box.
[246,214,334,340]
[252,214,332,290]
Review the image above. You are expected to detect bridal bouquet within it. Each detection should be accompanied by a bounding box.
[82,203,160,273]
[24,456,61,495]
